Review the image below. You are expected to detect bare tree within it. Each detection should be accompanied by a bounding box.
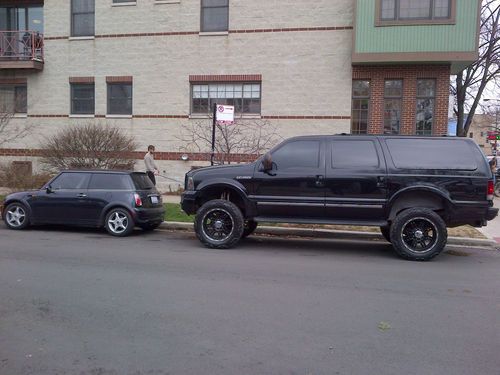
[178,118,282,164]
[40,123,138,170]
[0,94,32,147]
[452,0,500,136]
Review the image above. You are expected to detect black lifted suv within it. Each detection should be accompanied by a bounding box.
[181,135,498,261]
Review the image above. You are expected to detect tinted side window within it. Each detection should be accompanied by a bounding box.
[131,173,154,190]
[386,139,478,170]
[271,140,320,170]
[332,140,379,169]
[51,173,90,190]
[89,174,132,190]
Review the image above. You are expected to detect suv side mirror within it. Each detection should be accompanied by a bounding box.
[261,152,273,172]
[46,185,54,194]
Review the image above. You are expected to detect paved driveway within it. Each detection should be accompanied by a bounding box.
[0,227,499,375]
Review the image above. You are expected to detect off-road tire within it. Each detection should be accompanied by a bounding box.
[390,208,447,261]
[195,199,244,249]
[104,208,135,237]
[242,220,258,238]
[3,202,30,230]
[380,225,391,243]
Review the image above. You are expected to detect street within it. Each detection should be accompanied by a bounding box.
[0,227,499,375]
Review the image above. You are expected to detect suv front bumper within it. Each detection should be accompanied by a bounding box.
[181,191,197,215]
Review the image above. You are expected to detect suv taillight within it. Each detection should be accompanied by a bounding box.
[134,193,143,207]
[487,180,494,200]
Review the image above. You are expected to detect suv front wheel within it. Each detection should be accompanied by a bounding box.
[390,208,447,261]
[195,199,244,249]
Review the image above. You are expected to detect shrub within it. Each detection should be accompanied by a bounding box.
[40,123,138,171]
[0,162,54,190]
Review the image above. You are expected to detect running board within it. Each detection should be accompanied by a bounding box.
[253,217,388,227]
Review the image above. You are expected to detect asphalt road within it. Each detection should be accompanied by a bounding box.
[0,226,499,375]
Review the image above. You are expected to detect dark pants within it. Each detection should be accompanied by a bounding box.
[147,171,156,186]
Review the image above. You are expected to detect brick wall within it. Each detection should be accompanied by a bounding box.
[352,64,451,135]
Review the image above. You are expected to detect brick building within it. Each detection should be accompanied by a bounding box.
[0,0,481,189]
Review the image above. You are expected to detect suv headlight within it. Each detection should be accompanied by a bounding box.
[186,176,195,191]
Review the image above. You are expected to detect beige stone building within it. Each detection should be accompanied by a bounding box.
[0,0,481,190]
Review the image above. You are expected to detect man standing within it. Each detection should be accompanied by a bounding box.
[144,145,159,185]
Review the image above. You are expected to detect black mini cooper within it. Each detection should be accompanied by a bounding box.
[1,170,164,236]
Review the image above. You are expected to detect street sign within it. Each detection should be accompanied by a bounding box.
[215,105,235,125]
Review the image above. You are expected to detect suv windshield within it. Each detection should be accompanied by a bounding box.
[131,173,154,190]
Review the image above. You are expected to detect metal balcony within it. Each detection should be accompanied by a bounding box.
[0,30,44,70]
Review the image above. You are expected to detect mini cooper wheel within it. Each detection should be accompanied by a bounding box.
[195,199,244,249]
[4,202,30,230]
[242,220,258,239]
[390,208,447,261]
[105,208,134,237]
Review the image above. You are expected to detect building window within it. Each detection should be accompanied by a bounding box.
[380,0,451,21]
[351,80,370,134]
[201,0,229,32]
[71,0,95,37]
[107,83,133,115]
[0,6,44,33]
[384,80,402,134]
[191,83,261,115]
[0,84,27,114]
[71,83,95,115]
[416,79,436,135]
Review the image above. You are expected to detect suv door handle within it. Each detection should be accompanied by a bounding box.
[377,176,386,188]
[315,175,325,188]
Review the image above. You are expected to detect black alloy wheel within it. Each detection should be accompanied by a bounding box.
[390,208,447,261]
[195,199,244,249]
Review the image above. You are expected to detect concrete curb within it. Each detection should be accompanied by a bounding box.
[160,222,497,248]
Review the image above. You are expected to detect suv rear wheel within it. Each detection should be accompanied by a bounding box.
[195,199,244,249]
[390,208,447,261]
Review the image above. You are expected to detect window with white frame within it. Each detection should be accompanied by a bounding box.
[201,0,229,32]
[71,0,95,37]
[191,83,261,115]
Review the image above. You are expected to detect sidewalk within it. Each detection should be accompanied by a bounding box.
[478,198,500,243]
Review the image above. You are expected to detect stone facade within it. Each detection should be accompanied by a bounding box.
[1,0,355,190]
[0,0,461,192]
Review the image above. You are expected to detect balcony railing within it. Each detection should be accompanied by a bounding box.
[0,30,44,70]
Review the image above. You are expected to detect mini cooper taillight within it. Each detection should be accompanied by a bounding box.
[487,180,494,200]
[134,193,143,207]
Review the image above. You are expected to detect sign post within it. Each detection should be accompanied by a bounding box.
[210,103,235,166]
